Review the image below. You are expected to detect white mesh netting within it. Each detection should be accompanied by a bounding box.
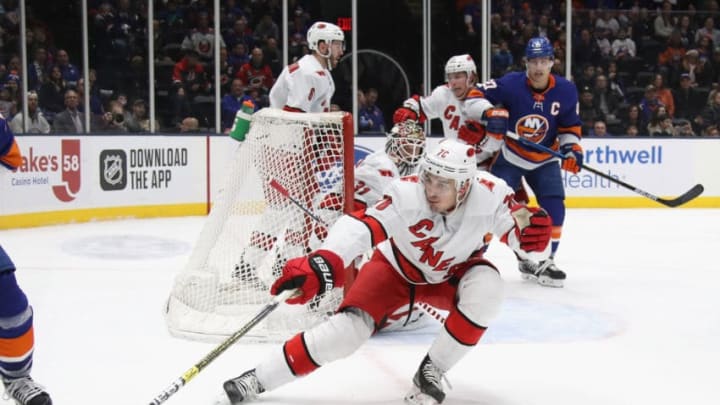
[165,108,353,342]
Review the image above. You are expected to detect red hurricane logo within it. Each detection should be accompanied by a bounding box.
[52,139,81,202]
[515,114,549,143]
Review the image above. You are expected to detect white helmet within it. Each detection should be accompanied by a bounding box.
[445,54,477,83]
[307,21,345,53]
[386,120,426,175]
[420,138,477,206]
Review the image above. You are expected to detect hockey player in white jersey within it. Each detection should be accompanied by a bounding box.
[218,139,552,405]
[392,54,509,169]
[269,21,344,112]
[353,120,426,210]
[234,22,345,280]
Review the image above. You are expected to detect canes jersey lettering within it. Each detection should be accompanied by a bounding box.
[419,85,493,139]
[353,150,407,210]
[323,172,524,285]
[270,54,335,112]
[477,72,582,170]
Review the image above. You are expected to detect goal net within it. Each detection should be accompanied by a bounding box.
[166,108,354,342]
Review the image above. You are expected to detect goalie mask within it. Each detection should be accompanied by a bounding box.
[445,54,477,86]
[385,120,426,176]
[420,138,477,208]
[307,22,345,62]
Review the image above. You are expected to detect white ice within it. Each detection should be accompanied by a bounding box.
[1,209,719,405]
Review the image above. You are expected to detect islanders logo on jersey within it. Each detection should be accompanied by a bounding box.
[515,114,549,143]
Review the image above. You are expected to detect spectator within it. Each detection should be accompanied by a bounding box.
[673,73,704,123]
[647,106,674,137]
[595,9,620,37]
[606,61,627,98]
[172,50,211,99]
[695,16,720,49]
[76,76,104,117]
[262,37,283,77]
[654,1,675,42]
[624,104,646,136]
[639,84,664,128]
[611,27,637,63]
[172,86,193,128]
[53,89,84,134]
[0,88,14,122]
[236,47,274,95]
[491,40,514,76]
[27,47,49,91]
[703,124,720,137]
[38,65,67,116]
[700,89,720,131]
[677,14,696,48]
[181,12,226,63]
[221,78,254,131]
[574,63,596,93]
[594,28,613,63]
[124,99,155,132]
[678,48,713,87]
[674,118,696,136]
[288,32,308,63]
[652,73,675,117]
[253,14,279,43]
[223,16,255,51]
[179,116,199,132]
[593,74,623,120]
[589,119,612,137]
[358,88,385,133]
[578,85,605,134]
[658,30,687,78]
[626,124,640,136]
[55,49,81,88]
[98,99,129,132]
[228,42,250,71]
[10,91,50,134]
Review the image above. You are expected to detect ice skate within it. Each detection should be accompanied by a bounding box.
[404,355,449,405]
[2,376,52,405]
[222,369,264,404]
[518,258,565,288]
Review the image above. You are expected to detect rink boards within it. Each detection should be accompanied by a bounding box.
[1,134,719,229]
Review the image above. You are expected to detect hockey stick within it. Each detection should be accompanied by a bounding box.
[269,177,330,227]
[505,131,704,207]
[148,288,297,405]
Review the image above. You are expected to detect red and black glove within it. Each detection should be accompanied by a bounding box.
[510,205,552,253]
[458,120,486,145]
[393,95,425,124]
[560,143,583,174]
[270,250,345,305]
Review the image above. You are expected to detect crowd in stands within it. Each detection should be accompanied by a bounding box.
[1,0,720,136]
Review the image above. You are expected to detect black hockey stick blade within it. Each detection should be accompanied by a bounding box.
[656,183,704,207]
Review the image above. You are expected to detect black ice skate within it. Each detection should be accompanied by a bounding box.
[223,369,265,403]
[404,355,450,405]
[519,258,565,288]
[2,376,52,405]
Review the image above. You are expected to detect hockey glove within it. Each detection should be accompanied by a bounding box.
[560,143,583,174]
[481,107,509,138]
[393,95,425,124]
[458,120,487,145]
[510,205,552,253]
[270,250,345,305]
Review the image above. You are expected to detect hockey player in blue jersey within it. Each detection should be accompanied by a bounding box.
[0,115,53,405]
[476,37,583,288]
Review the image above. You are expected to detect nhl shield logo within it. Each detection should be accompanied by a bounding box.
[99,149,127,191]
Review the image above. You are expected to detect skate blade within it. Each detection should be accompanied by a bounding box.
[520,273,538,282]
[404,386,440,405]
[537,276,564,288]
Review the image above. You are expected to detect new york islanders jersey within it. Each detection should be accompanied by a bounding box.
[417,85,493,140]
[0,114,22,170]
[477,72,582,170]
[269,54,335,113]
[353,150,402,210]
[323,171,526,285]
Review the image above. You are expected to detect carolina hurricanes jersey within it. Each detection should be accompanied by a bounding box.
[0,114,22,170]
[323,171,525,285]
[353,150,400,210]
[477,72,582,170]
[269,54,335,113]
[418,85,493,140]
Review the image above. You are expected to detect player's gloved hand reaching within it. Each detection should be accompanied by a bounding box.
[560,143,583,173]
[393,95,425,124]
[270,250,345,305]
[510,205,552,253]
[480,107,509,137]
[458,120,486,145]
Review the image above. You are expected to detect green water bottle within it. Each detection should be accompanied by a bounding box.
[229,100,255,142]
